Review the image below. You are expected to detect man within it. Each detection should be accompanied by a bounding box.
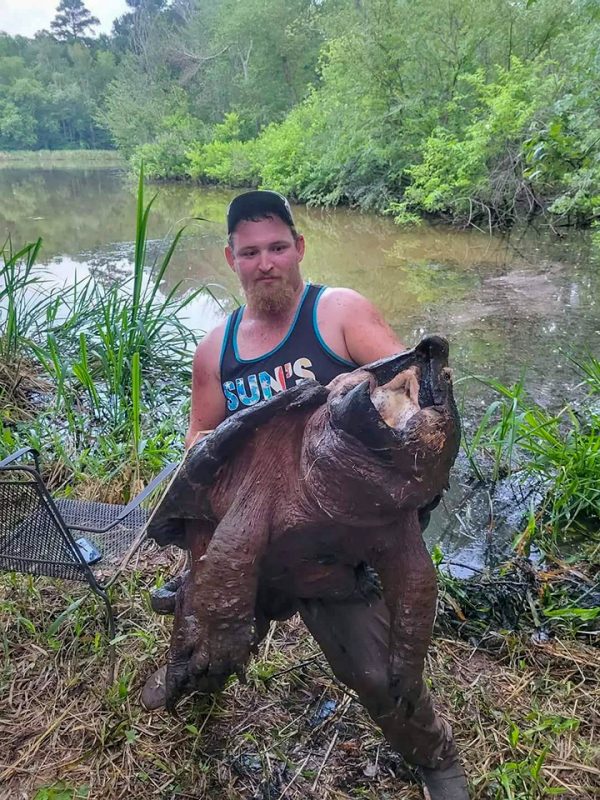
[143,191,469,799]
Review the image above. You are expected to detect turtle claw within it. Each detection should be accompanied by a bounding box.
[150,570,189,615]
[165,614,254,707]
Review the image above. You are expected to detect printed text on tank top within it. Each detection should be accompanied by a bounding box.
[219,283,358,416]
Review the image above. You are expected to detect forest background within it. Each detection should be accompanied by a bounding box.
[1,0,599,229]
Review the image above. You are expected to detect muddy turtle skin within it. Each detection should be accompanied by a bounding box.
[147,335,460,711]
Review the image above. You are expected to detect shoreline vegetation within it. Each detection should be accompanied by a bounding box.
[1,1,599,230]
[1,171,599,798]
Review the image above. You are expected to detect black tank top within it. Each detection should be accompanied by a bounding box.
[220,283,358,416]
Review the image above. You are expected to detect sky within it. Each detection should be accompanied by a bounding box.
[0,0,129,37]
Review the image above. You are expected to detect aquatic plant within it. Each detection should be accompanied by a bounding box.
[461,374,529,483]
[0,238,44,361]
[461,362,600,544]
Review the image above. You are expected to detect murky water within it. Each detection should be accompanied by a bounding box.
[2,166,599,571]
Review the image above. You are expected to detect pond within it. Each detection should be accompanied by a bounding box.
[2,165,599,572]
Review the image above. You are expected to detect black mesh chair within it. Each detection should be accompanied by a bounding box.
[0,447,177,638]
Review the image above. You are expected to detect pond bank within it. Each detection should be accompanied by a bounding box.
[0,150,124,168]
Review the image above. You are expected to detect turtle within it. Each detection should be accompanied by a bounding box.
[144,335,468,799]
[147,333,460,700]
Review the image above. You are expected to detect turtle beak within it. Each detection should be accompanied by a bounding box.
[329,336,452,451]
[363,335,449,387]
[363,335,449,408]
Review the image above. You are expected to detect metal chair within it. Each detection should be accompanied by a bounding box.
[0,447,177,638]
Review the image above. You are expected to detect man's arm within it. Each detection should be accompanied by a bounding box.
[318,288,406,366]
[186,323,228,449]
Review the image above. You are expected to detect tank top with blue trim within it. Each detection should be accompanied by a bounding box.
[220,283,358,416]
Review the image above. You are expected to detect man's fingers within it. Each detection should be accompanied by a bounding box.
[150,570,190,615]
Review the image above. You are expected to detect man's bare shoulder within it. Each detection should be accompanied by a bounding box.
[193,319,228,378]
[318,286,381,318]
[318,287,405,363]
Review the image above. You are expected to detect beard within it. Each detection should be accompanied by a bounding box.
[245,278,298,316]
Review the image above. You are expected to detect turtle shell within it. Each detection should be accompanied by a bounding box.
[146,380,329,547]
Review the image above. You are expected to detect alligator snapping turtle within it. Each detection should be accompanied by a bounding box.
[147,335,460,717]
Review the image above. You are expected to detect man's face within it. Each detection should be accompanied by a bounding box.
[225,215,305,314]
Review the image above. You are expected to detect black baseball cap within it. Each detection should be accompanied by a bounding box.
[226,190,295,235]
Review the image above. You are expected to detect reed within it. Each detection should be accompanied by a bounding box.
[461,362,600,543]
[0,238,44,361]
[460,374,529,483]
[0,166,207,491]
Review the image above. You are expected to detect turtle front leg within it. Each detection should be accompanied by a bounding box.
[166,500,270,709]
[372,513,438,713]
[150,520,213,615]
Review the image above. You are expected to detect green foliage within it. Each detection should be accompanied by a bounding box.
[461,374,529,482]
[518,406,600,537]
[396,61,547,226]
[0,238,43,360]
[0,32,117,150]
[33,784,89,800]
[50,0,99,42]
[462,358,600,543]
[2,0,600,220]
[186,113,260,186]
[253,98,325,198]
[0,167,206,485]
[489,745,561,798]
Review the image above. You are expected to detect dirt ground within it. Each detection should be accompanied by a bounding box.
[1,543,599,800]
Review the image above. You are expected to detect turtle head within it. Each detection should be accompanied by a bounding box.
[329,336,460,477]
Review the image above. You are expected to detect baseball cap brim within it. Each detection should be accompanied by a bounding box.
[226,190,295,235]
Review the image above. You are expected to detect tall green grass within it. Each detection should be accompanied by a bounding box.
[0,238,44,361]
[461,358,600,544]
[0,165,207,493]
[461,374,528,483]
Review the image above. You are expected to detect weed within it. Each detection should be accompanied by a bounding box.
[461,363,600,544]
[0,165,211,494]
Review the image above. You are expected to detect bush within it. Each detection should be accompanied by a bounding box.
[395,61,548,226]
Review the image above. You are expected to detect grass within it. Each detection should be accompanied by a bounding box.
[459,360,600,547]
[0,548,598,800]
[434,543,600,643]
[0,164,205,494]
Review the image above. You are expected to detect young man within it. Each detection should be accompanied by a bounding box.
[184,190,404,449]
[144,191,469,799]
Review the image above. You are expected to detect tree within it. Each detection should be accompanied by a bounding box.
[111,0,169,53]
[50,0,100,42]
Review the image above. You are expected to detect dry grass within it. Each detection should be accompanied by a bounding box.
[0,358,51,422]
[1,544,598,800]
